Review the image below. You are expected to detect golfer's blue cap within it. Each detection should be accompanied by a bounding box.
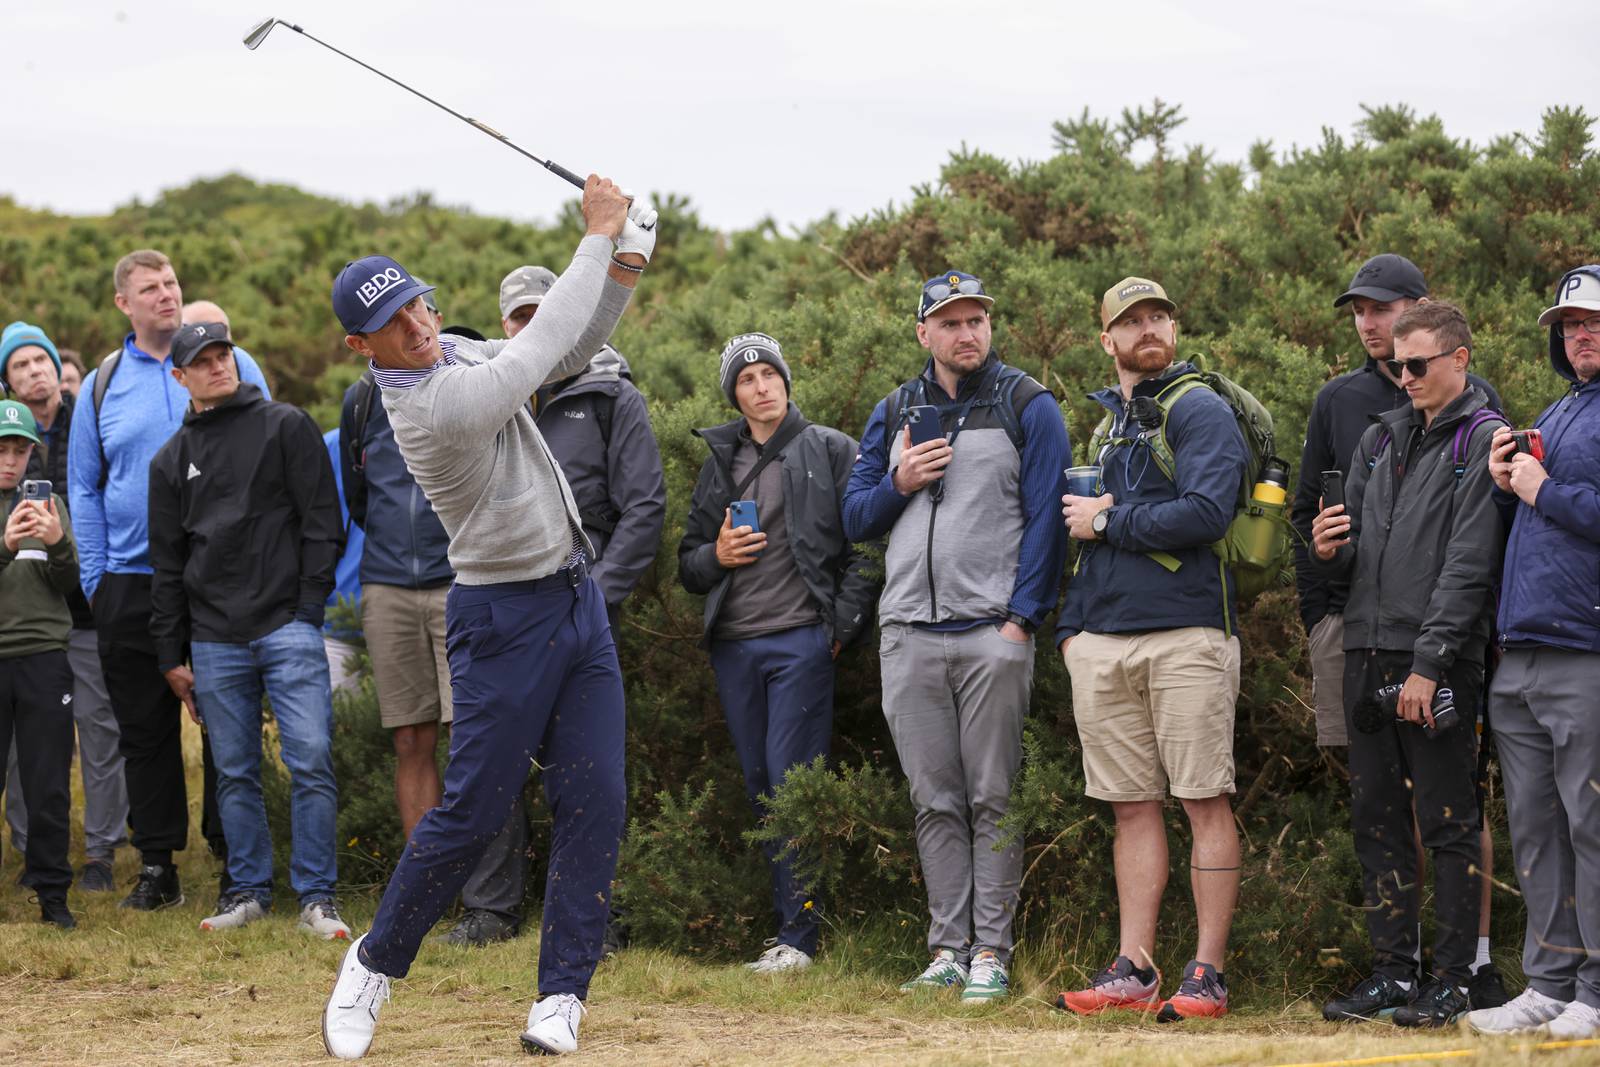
[332,255,437,334]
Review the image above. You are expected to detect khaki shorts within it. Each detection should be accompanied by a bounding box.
[1307,613,1349,747]
[1063,627,1240,802]
[362,583,453,729]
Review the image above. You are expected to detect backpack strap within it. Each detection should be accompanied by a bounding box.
[1451,409,1507,482]
[590,390,615,451]
[91,349,123,491]
[1365,428,1393,472]
[348,371,377,474]
[1143,373,1209,486]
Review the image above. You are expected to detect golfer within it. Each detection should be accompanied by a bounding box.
[321,176,656,1059]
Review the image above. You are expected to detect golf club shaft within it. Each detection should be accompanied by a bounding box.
[272,21,584,189]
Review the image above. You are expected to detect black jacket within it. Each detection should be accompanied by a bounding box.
[1292,357,1501,631]
[535,347,666,609]
[679,404,878,648]
[1315,386,1505,681]
[148,385,343,671]
[22,392,92,629]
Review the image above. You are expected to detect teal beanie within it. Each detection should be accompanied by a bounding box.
[0,321,62,385]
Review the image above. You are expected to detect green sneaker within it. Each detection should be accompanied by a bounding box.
[961,950,1010,1004]
[900,949,968,992]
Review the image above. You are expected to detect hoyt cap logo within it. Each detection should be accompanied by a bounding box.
[332,255,436,334]
[1101,276,1176,329]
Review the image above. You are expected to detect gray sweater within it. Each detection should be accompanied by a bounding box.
[379,235,632,585]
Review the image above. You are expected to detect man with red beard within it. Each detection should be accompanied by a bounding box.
[1053,278,1248,1022]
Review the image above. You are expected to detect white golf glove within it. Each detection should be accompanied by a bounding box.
[616,192,658,263]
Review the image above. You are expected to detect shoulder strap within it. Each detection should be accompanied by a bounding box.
[92,349,123,491]
[991,367,1047,452]
[590,391,615,450]
[1366,427,1393,472]
[886,379,927,442]
[348,371,376,473]
[1141,374,1209,484]
[1451,409,1507,482]
[733,417,807,501]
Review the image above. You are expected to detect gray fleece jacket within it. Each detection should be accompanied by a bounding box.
[378,235,632,585]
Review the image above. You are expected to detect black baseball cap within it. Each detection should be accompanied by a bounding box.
[1333,254,1427,308]
[169,322,233,369]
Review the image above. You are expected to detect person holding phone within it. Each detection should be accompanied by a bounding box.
[678,331,877,972]
[843,273,1070,1003]
[0,399,79,930]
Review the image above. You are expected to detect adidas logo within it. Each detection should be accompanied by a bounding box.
[61,693,73,706]
[187,463,202,480]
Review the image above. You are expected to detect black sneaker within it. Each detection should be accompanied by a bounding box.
[1394,978,1471,1028]
[1468,963,1510,1010]
[78,859,117,893]
[1323,972,1414,1022]
[445,909,518,947]
[119,864,184,911]
[39,895,77,930]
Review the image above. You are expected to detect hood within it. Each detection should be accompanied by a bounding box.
[1549,265,1600,385]
[693,402,809,463]
[548,345,630,399]
[1088,359,1199,413]
[182,382,265,426]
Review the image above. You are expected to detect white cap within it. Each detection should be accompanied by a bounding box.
[1537,268,1600,327]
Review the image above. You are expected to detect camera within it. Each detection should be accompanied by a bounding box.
[1509,429,1545,462]
[1352,682,1459,739]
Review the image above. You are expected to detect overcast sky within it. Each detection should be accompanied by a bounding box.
[2,1,1587,232]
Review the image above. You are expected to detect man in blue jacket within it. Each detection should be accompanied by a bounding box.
[844,272,1069,1003]
[1466,266,1600,1041]
[1053,278,1246,1023]
[67,250,271,912]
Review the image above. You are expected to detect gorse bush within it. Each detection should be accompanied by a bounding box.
[10,101,1595,998]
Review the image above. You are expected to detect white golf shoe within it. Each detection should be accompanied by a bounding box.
[322,935,391,1059]
[521,993,585,1055]
[746,942,813,973]
[1466,986,1566,1034]
[1544,999,1600,1040]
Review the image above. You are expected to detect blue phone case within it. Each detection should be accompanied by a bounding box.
[730,500,760,534]
[907,405,943,447]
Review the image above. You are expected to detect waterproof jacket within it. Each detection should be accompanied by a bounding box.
[339,375,453,590]
[148,385,343,672]
[536,347,666,609]
[0,490,77,659]
[1496,272,1600,652]
[22,392,91,629]
[1292,357,1501,632]
[679,404,877,648]
[1318,386,1504,680]
[1054,360,1247,644]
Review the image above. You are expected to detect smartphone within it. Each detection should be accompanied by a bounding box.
[906,405,945,448]
[1319,470,1344,512]
[20,479,51,503]
[1510,429,1545,462]
[729,500,761,535]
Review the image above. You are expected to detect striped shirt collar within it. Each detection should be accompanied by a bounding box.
[369,336,458,389]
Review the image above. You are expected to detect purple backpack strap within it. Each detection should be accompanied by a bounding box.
[1451,409,1507,481]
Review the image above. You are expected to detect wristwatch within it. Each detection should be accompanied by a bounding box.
[1003,611,1035,634]
[1091,506,1115,539]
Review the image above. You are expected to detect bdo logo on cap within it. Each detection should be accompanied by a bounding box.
[358,267,406,309]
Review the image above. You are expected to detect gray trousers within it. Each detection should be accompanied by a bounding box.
[5,629,129,862]
[1491,646,1600,1008]
[880,622,1033,964]
[462,788,528,921]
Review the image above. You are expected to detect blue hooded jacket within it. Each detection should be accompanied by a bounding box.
[1496,264,1600,652]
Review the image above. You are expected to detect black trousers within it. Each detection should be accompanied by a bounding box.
[1343,649,1483,984]
[94,572,227,866]
[0,650,75,895]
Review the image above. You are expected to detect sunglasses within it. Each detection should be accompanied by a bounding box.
[1384,348,1460,379]
[923,277,985,303]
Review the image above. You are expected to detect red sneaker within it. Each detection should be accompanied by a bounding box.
[1056,955,1162,1015]
[1156,959,1228,1022]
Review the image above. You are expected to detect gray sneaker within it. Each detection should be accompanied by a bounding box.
[77,859,116,893]
[299,899,353,940]
[200,895,266,932]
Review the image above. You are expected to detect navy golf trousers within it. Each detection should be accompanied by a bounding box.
[360,571,626,998]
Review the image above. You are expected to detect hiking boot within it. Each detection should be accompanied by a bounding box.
[39,895,77,930]
[522,993,585,1055]
[1322,972,1414,1022]
[300,899,353,941]
[119,864,183,911]
[1466,986,1567,1035]
[746,941,812,973]
[899,949,968,992]
[1393,978,1471,1028]
[445,909,518,947]
[1056,955,1161,1015]
[1468,963,1510,1011]
[323,935,390,1059]
[960,950,1010,1004]
[1544,1000,1600,1040]
[1156,960,1228,1022]
[78,859,116,893]
[200,895,266,932]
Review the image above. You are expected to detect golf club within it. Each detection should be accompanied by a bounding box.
[242,17,585,190]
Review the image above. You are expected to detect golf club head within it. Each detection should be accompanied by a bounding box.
[242,18,278,50]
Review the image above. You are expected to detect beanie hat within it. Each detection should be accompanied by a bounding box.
[0,321,62,385]
[718,332,791,408]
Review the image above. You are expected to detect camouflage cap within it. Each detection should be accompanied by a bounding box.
[1101,276,1176,329]
[499,266,557,319]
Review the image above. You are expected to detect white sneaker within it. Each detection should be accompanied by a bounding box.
[299,899,353,940]
[1544,999,1600,1040]
[322,935,391,1060]
[199,896,265,932]
[1467,986,1567,1034]
[746,943,813,973]
[521,993,585,1055]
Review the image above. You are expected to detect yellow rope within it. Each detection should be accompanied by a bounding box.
[1271,1037,1600,1067]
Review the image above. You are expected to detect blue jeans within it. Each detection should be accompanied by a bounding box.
[192,620,338,906]
[709,623,834,956]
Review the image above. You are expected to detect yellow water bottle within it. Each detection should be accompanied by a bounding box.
[1246,459,1290,566]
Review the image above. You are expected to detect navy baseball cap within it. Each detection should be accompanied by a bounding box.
[169,322,232,369]
[1333,254,1427,308]
[918,271,994,322]
[332,255,437,334]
